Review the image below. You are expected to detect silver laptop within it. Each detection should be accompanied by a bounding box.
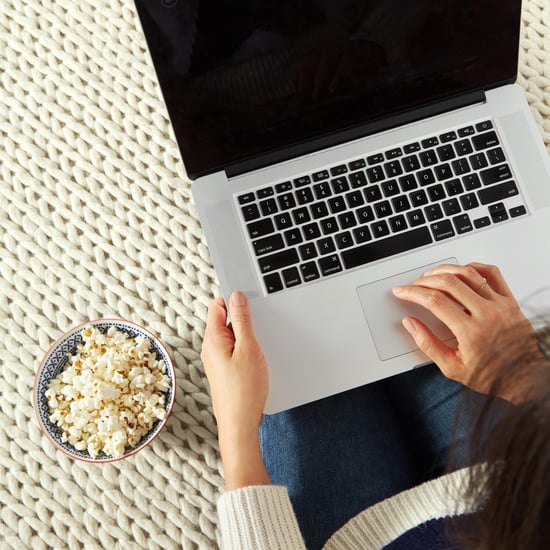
[135,0,550,413]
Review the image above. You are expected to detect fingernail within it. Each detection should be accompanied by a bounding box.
[231,291,247,307]
[402,318,416,334]
[392,286,404,295]
[423,269,432,276]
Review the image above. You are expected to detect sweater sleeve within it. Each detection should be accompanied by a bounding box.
[217,485,307,550]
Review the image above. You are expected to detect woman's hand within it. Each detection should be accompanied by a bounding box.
[392,262,542,400]
[201,291,270,489]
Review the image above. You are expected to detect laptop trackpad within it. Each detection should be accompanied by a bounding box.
[357,259,457,361]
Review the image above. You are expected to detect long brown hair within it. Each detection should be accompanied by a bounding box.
[453,327,550,549]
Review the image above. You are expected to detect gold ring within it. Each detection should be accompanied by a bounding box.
[477,278,488,292]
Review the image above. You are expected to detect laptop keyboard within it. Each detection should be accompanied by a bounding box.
[236,120,528,294]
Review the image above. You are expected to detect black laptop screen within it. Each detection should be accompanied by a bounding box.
[135,0,521,178]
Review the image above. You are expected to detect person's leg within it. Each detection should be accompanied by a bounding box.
[259,380,422,550]
[384,363,508,480]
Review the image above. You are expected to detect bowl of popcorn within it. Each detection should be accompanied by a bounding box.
[33,319,175,462]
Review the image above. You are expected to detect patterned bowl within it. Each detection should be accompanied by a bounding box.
[33,319,176,463]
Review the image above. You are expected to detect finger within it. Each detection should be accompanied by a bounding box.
[423,263,492,298]
[401,316,459,374]
[204,297,231,346]
[392,283,471,337]
[468,262,515,298]
[228,291,256,346]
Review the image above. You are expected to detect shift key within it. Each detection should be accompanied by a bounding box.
[258,248,299,273]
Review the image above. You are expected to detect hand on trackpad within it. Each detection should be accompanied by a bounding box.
[356,259,457,360]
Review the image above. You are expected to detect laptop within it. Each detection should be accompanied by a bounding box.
[135,0,550,413]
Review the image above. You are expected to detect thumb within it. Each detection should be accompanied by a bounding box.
[229,291,255,345]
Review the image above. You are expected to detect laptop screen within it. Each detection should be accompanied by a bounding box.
[135,0,521,178]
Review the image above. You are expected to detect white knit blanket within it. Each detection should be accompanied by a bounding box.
[1,1,549,548]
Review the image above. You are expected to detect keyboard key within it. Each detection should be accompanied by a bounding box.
[454,139,473,156]
[364,185,382,202]
[402,155,421,172]
[342,226,432,269]
[284,228,303,246]
[253,234,285,256]
[311,201,329,219]
[319,254,343,276]
[241,203,261,221]
[330,164,348,176]
[459,193,479,210]
[385,147,403,159]
[489,202,509,223]
[338,211,357,229]
[296,187,315,204]
[335,231,354,249]
[425,203,444,221]
[282,266,301,287]
[291,207,311,224]
[367,153,385,165]
[420,150,438,166]
[431,220,455,241]
[247,218,275,238]
[474,216,491,228]
[257,187,274,199]
[345,190,365,208]
[403,142,421,153]
[374,200,392,218]
[275,181,293,193]
[258,248,299,273]
[384,161,403,178]
[366,166,385,183]
[487,147,506,165]
[348,159,366,171]
[356,205,375,223]
[302,222,321,240]
[264,272,283,294]
[300,261,320,282]
[436,145,456,162]
[480,164,512,186]
[277,193,297,210]
[509,205,527,218]
[382,180,400,197]
[452,214,474,234]
[328,196,346,213]
[317,237,336,255]
[391,195,411,212]
[407,209,426,227]
[477,181,518,205]
[320,217,339,234]
[442,198,461,216]
[389,215,408,232]
[422,137,439,148]
[353,226,372,243]
[444,179,464,196]
[399,174,417,192]
[314,181,332,199]
[457,125,475,137]
[451,158,470,176]
[410,189,428,207]
[274,212,293,230]
[294,175,312,186]
[434,163,453,181]
[475,120,493,132]
[371,220,390,238]
[260,198,278,216]
[349,171,368,188]
[469,153,488,170]
[417,168,435,186]
[299,243,318,261]
[427,184,446,202]
[440,131,457,143]
[331,177,349,194]
[462,173,482,190]
[472,131,499,151]
[238,192,255,204]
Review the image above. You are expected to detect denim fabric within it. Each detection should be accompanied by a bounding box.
[259,364,491,550]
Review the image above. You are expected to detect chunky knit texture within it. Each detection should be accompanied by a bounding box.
[0,0,548,548]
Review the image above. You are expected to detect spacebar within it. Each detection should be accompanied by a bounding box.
[342,227,433,269]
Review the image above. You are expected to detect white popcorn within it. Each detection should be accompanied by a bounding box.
[45,325,171,458]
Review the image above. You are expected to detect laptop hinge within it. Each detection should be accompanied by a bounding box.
[225,90,486,179]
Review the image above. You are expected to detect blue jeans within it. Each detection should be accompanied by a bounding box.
[259,364,492,550]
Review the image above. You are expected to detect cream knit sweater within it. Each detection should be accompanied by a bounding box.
[217,467,477,549]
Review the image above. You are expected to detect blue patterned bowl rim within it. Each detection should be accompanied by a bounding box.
[33,319,176,463]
